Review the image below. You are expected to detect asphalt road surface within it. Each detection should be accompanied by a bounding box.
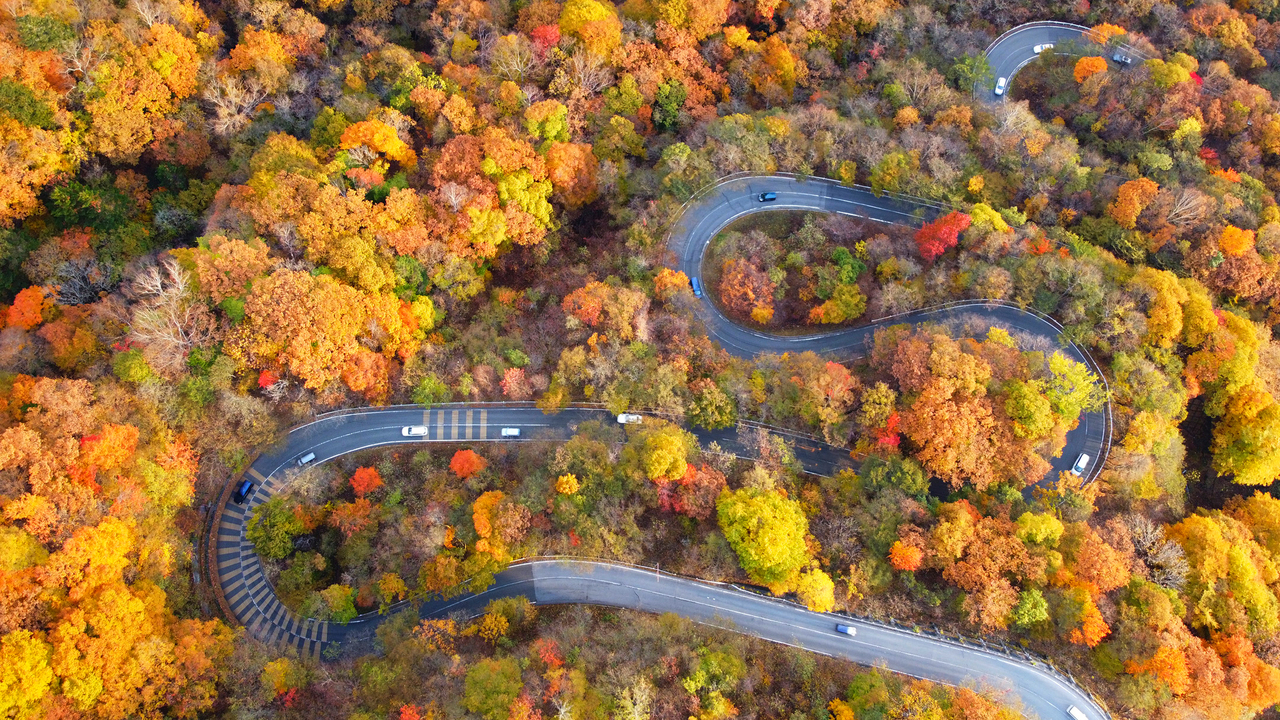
[669,174,1108,485]
[981,22,1151,102]
[212,169,1114,720]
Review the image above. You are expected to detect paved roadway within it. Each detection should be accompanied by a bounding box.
[668,175,1108,484]
[980,21,1153,102]
[212,171,1114,720]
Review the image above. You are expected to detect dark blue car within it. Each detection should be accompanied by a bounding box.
[233,479,255,505]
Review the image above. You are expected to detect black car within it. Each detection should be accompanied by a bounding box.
[233,479,255,505]
[759,192,778,202]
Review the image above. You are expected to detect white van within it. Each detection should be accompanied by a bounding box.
[1071,453,1090,476]
[500,427,520,438]
[1067,706,1089,720]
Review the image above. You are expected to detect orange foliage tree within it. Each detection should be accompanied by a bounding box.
[7,287,47,330]
[1126,646,1191,695]
[888,540,924,571]
[1074,56,1108,83]
[451,449,488,478]
[1107,178,1159,229]
[1220,225,1256,256]
[329,498,376,537]
[80,424,141,472]
[350,467,384,497]
[653,268,691,301]
[561,281,648,340]
[230,270,369,390]
[719,259,775,325]
[341,119,418,168]
[1065,587,1111,646]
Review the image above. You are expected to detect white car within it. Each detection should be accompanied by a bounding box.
[1113,51,1133,64]
[617,414,643,424]
[1071,453,1091,476]
[500,427,521,438]
[994,77,1007,96]
[1033,43,1054,53]
[402,425,429,437]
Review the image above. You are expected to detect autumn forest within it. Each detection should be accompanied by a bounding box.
[4,0,1280,717]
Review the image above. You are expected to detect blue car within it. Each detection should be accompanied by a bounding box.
[233,479,255,505]
[759,192,778,202]
[691,277,703,297]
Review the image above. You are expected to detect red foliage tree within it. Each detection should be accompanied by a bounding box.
[657,464,727,520]
[350,467,383,497]
[450,449,488,478]
[501,367,530,399]
[531,25,561,53]
[914,211,971,263]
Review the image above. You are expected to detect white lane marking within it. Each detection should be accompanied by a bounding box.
[523,562,1085,715]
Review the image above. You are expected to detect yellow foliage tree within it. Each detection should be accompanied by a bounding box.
[555,474,581,495]
[1089,23,1127,43]
[341,119,417,168]
[795,567,836,612]
[559,0,623,57]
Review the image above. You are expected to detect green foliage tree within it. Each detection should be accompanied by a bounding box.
[463,658,524,720]
[860,455,928,497]
[1004,380,1054,440]
[950,53,994,90]
[411,373,453,407]
[246,496,305,561]
[320,584,358,624]
[687,380,737,429]
[1010,588,1050,629]
[112,349,154,384]
[1046,352,1106,422]
[653,80,687,133]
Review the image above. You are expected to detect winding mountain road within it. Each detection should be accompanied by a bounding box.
[212,38,1124,717]
[980,21,1153,102]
